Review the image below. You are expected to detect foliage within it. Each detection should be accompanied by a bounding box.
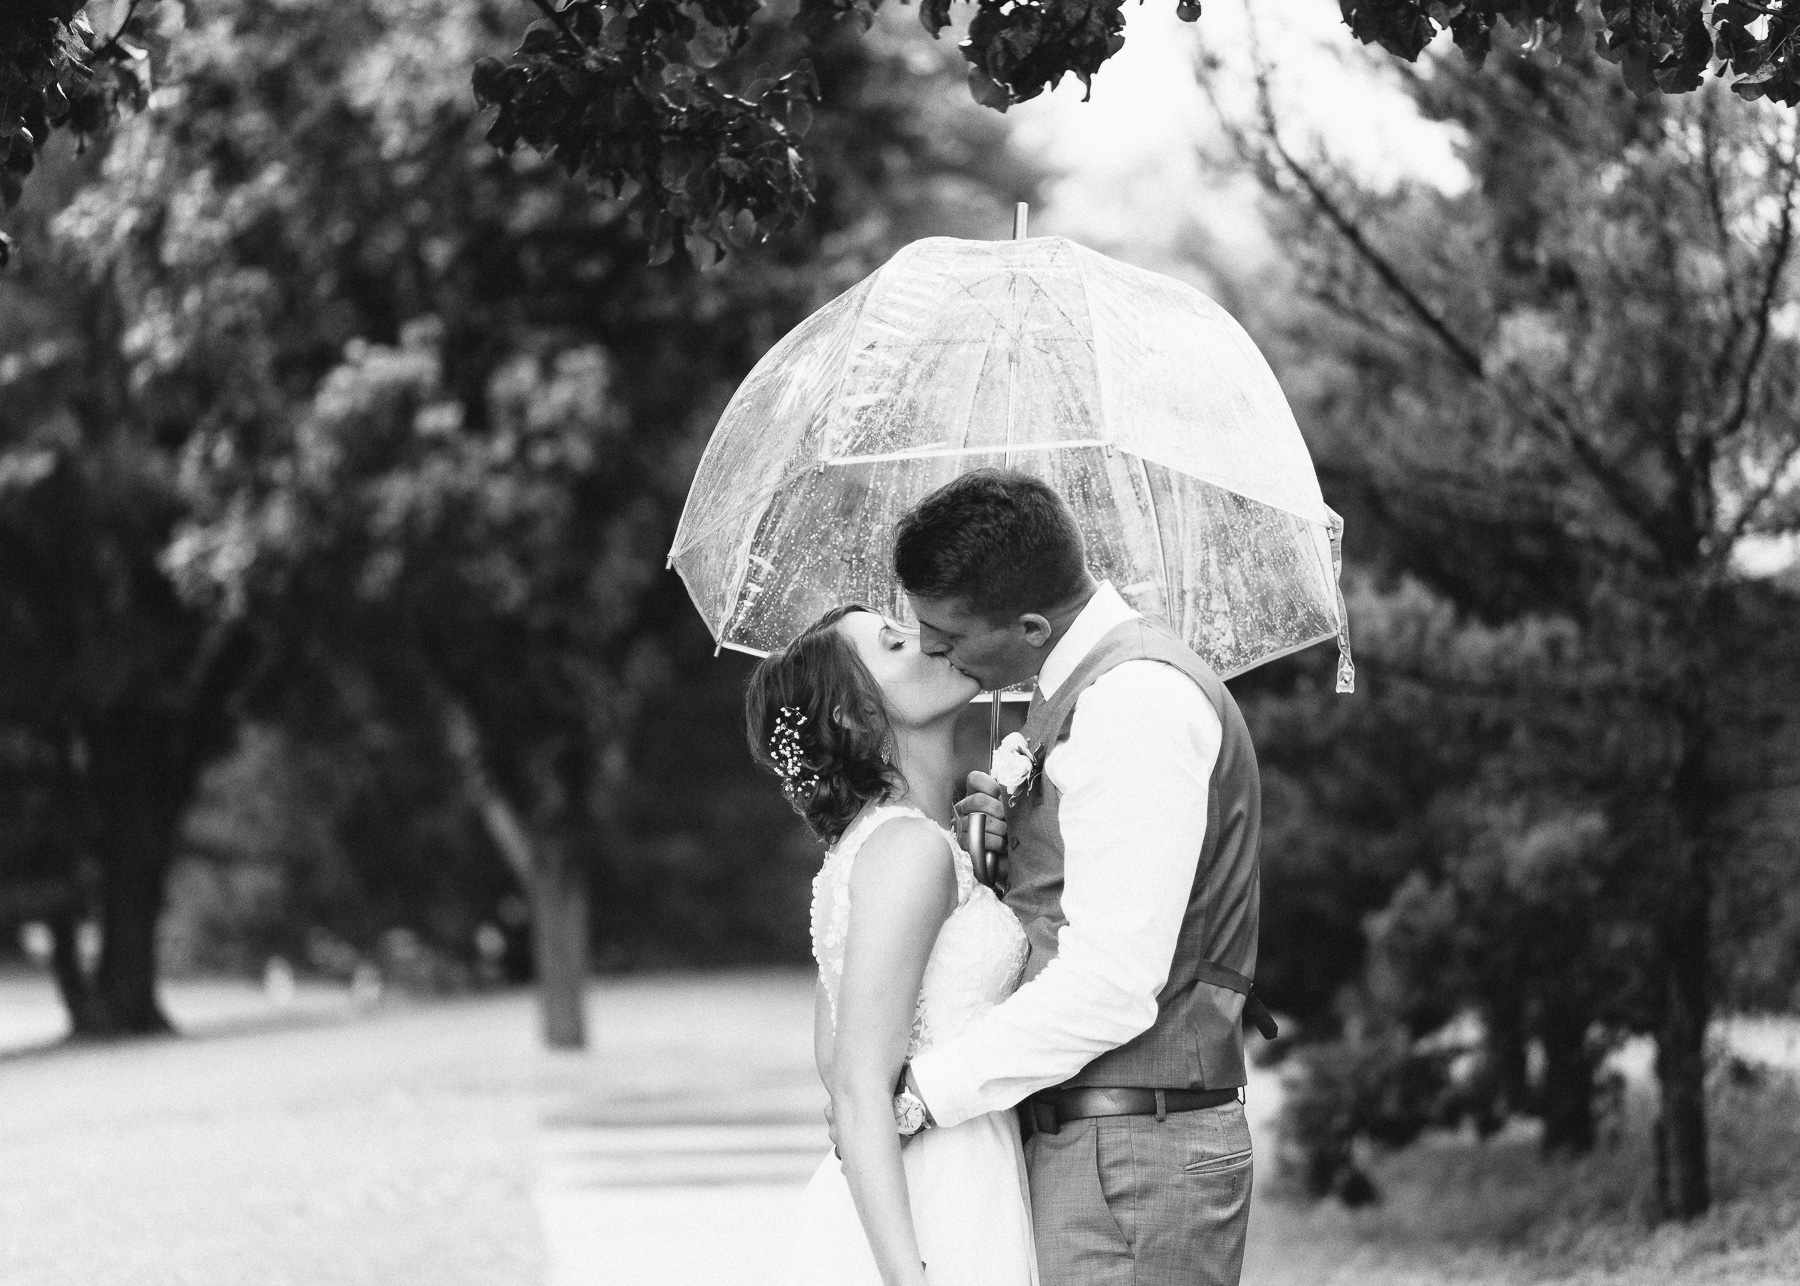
[1273,1023,1461,1204]
[0,0,166,261]
[1268,1053,1800,1280]
[467,0,1800,261]
[11,2,1800,259]
[1219,32,1800,1217]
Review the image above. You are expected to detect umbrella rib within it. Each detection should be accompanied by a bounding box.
[1068,247,1113,452]
[817,278,883,463]
[1134,453,1172,620]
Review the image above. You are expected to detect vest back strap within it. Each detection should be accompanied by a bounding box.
[1194,960,1280,1041]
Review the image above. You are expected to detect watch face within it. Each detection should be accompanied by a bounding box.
[894,1091,926,1135]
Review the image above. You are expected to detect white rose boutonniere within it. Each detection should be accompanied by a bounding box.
[990,731,1037,804]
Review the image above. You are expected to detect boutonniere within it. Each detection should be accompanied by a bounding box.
[990,732,1040,807]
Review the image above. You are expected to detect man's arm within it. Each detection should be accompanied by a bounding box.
[908,662,1221,1128]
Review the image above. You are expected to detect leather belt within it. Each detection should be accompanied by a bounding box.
[1024,1086,1239,1135]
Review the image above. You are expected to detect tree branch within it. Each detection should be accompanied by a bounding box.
[437,689,537,889]
[1249,72,1488,381]
[1704,121,1798,448]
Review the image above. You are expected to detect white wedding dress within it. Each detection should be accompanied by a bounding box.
[785,803,1038,1286]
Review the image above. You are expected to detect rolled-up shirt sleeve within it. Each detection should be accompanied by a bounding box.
[909,660,1221,1128]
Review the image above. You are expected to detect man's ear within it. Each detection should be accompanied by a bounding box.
[1018,613,1055,648]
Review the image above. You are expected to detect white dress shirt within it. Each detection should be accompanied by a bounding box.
[909,583,1223,1128]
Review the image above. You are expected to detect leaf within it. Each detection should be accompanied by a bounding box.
[687,23,732,69]
[519,20,563,56]
[725,206,756,247]
[920,0,954,36]
[684,227,721,270]
[1712,2,1761,25]
[967,63,1012,112]
[471,56,508,105]
[1176,1,1201,21]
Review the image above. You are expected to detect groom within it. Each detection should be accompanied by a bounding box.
[890,469,1266,1286]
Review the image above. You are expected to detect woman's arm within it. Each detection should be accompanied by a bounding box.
[813,974,834,1087]
[826,816,956,1286]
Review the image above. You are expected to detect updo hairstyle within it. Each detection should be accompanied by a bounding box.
[745,606,903,846]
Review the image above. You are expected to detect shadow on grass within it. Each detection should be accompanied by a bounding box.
[0,1006,368,1066]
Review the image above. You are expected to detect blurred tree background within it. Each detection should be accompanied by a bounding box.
[2,0,1797,1240]
[0,0,1035,1041]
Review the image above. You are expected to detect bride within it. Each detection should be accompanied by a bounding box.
[746,606,1037,1286]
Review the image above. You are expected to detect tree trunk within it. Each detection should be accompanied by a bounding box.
[1654,703,1713,1220]
[1655,889,1711,1218]
[80,713,193,1037]
[440,693,591,1049]
[47,909,93,1030]
[532,836,588,1050]
[1537,998,1597,1156]
[88,828,176,1035]
[1485,990,1530,1119]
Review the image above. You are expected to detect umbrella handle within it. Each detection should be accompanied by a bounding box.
[968,811,994,888]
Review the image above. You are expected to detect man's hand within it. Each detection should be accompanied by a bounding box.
[954,770,1009,856]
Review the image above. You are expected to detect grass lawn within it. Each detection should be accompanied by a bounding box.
[1244,1053,1800,1286]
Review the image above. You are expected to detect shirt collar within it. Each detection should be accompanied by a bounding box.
[1035,582,1138,700]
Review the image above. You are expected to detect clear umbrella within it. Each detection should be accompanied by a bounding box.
[670,227,1353,694]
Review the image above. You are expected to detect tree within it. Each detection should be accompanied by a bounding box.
[1222,40,1800,1218]
[11,2,1800,259]
[6,0,1031,1044]
[0,124,258,1034]
[471,0,1800,260]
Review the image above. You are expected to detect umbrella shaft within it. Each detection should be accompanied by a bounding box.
[967,692,1005,888]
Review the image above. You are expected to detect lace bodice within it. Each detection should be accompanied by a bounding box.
[810,803,1029,1060]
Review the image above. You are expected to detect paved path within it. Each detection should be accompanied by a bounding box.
[536,970,829,1286]
[540,968,1286,1286]
[0,967,1289,1284]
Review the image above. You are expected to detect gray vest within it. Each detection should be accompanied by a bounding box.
[1010,616,1261,1090]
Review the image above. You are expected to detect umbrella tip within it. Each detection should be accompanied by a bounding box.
[1012,202,1029,240]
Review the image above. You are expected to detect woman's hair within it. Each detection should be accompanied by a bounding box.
[893,468,1088,623]
[744,605,902,846]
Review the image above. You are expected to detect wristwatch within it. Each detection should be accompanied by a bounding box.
[893,1064,933,1136]
[893,1086,931,1136]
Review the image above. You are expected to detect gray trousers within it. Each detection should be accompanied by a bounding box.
[1022,1099,1252,1286]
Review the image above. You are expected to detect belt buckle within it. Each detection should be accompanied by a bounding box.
[1030,1100,1060,1135]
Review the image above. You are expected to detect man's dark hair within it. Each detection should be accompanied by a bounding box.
[893,469,1088,621]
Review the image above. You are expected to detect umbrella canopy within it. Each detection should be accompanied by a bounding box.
[669,235,1353,691]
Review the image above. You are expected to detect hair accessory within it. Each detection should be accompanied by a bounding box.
[771,705,821,802]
